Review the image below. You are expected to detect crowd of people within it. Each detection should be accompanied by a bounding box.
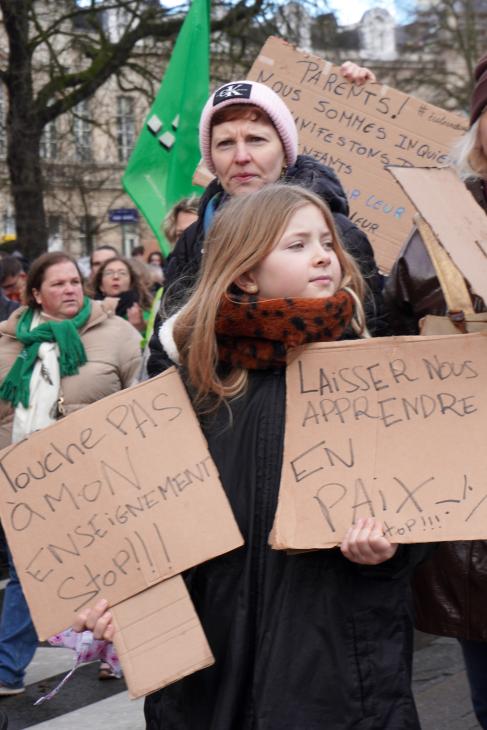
[0,50,485,730]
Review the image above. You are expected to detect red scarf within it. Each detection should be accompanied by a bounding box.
[215,288,355,370]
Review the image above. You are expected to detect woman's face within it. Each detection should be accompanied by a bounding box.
[211,117,285,197]
[148,252,163,266]
[99,260,131,297]
[32,261,84,319]
[175,210,198,240]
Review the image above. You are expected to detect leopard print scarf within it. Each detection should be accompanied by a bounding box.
[215,288,355,370]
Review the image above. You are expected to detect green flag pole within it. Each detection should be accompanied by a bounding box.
[123,0,211,255]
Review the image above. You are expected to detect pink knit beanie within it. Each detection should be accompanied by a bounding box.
[199,81,298,173]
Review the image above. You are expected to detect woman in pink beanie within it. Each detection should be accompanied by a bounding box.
[147,66,391,376]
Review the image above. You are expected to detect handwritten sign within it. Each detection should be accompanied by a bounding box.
[247,37,468,272]
[388,165,487,303]
[0,368,243,639]
[270,333,487,550]
[112,575,214,699]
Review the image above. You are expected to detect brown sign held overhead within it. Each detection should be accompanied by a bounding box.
[0,368,243,640]
[271,333,487,550]
[246,37,467,272]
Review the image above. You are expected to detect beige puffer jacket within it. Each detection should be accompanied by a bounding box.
[0,298,142,449]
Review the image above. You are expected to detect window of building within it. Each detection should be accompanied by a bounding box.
[116,96,135,162]
[122,222,139,256]
[47,214,63,251]
[74,101,93,162]
[2,207,16,242]
[40,120,58,160]
[109,7,132,42]
[79,215,97,255]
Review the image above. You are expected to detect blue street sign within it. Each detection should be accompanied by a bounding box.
[109,208,139,223]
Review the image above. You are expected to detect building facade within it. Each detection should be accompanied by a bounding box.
[0,1,484,259]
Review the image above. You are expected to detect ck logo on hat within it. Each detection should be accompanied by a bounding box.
[213,83,252,106]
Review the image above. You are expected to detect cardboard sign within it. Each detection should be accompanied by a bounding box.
[271,333,487,549]
[246,37,467,273]
[112,575,214,699]
[0,368,243,639]
[388,165,487,303]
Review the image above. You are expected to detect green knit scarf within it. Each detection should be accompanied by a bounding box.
[0,296,92,408]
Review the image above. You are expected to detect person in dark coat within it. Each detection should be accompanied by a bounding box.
[0,255,26,309]
[147,75,389,378]
[0,292,18,322]
[384,51,487,730]
[77,184,430,730]
[0,264,18,583]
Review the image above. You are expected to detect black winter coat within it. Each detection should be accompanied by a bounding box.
[0,294,18,323]
[147,157,389,377]
[144,367,429,730]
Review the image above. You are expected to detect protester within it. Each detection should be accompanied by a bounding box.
[0,252,141,694]
[92,255,153,335]
[162,195,199,250]
[91,245,118,271]
[384,53,487,332]
[140,200,201,376]
[146,251,165,293]
[0,255,19,320]
[86,245,118,293]
[75,183,430,729]
[0,263,16,589]
[147,70,390,376]
[147,250,164,267]
[0,255,26,305]
[0,291,18,322]
[130,245,146,261]
[384,51,487,730]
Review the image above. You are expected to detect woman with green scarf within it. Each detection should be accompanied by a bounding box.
[0,251,142,694]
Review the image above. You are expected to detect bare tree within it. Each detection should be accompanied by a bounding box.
[393,0,487,111]
[0,0,272,259]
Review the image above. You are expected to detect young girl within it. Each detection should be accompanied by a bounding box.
[77,184,429,729]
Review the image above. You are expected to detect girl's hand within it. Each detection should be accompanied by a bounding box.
[72,599,115,642]
[341,517,398,564]
[340,61,376,85]
[127,302,145,332]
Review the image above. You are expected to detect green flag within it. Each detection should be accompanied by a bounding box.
[123,0,210,255]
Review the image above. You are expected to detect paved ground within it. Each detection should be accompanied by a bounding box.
[0,631,479,729]
[414,632,480,730]
[0,555,479,730]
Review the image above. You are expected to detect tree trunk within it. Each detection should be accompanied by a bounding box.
[7,123,47,261]
[2,0,47,261]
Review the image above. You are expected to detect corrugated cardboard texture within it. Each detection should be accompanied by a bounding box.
[389,165,487,303]
[271,333,487,549]
[112,575,213,699]
[0,368,243,638]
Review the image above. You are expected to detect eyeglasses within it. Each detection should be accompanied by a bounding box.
[102,269,130,278]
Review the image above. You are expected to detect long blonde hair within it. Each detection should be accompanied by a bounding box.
[174,183,367,406]
[451,114,487,180]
